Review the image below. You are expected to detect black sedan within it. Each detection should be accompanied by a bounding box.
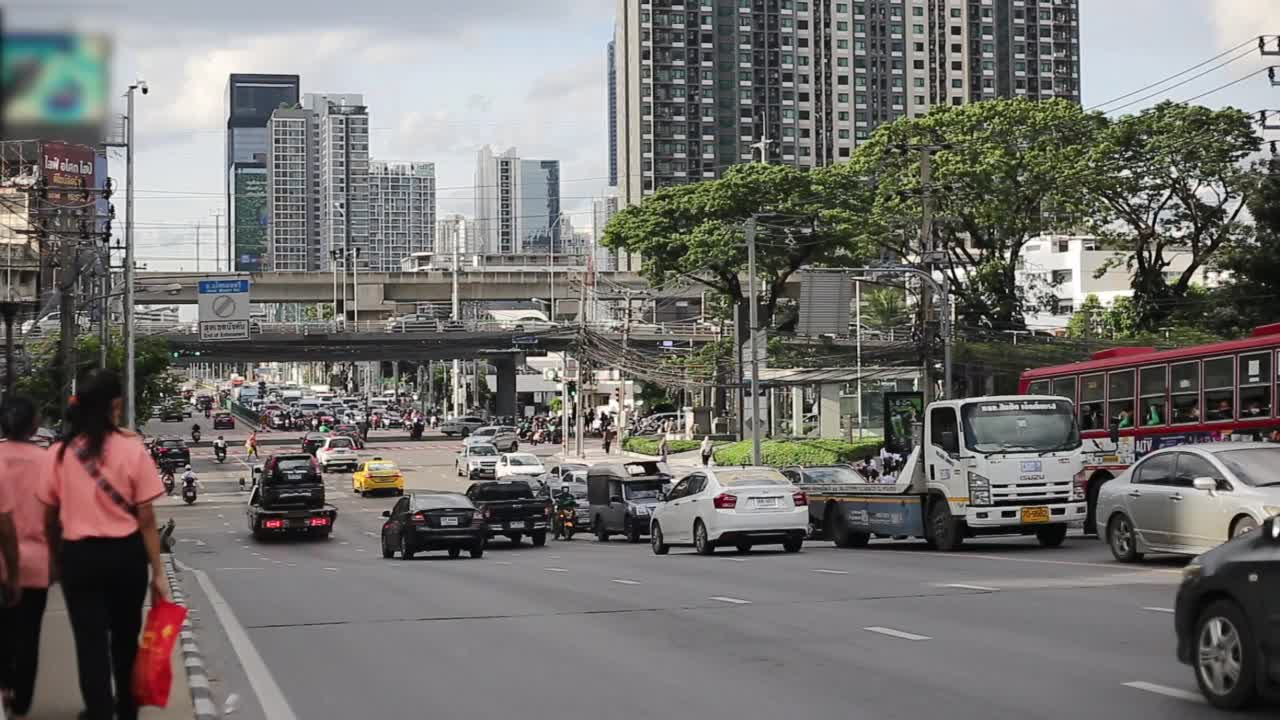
[1175,514,1280,709]
[381,492,486,560]
[152,437,190,467]
[212,411,236,430]
[301,432,326,456]
[160,404,185,422]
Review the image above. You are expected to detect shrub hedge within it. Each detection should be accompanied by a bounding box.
[621,436,702,455]
[712,438,882,467]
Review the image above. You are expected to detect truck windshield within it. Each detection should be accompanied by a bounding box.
[474,483,533,501]
[961,399,1079,454]
[623,481,663,500]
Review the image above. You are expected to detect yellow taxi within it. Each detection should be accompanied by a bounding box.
[352,458,405,497]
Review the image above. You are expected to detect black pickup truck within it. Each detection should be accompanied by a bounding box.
[464,480,551,546]
[247,453,337,540]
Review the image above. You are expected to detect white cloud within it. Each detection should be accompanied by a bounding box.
[1206,0,1276,51]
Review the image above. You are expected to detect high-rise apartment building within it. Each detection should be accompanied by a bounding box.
[591,195,622,272]
[608,40,619,187]
[369,161,437,272]
[436,214,474,257]
[266,108,313,271]
[226,74,299,270]
[613,0,1079,206]
[474,146,562,255]
[302,93,370,271]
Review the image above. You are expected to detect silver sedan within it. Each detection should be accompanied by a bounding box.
[1098,442,1280,562]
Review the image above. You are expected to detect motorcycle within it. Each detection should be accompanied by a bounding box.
[191,429,201,443]
[554,507,576,540]
[162,469,175,496]
[215,445,227,463]
[409,422,424,441]
[182,479,198,505]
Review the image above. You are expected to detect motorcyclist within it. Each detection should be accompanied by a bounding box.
[214,434,228,459]
[191,422,202,440]
[554,486,578,535]
[181,464,199,489]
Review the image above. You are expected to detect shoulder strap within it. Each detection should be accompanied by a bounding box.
[65,441,138,518]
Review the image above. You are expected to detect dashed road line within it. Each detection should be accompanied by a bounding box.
[709,596,751,605]
[323,567,339,572]
[721,557,747,563]
[1142,606,1175,614]
[940,583,999,592]
[864,626,931,641]
[611,579,641,585]
[1122,681,1203,703]
[811,569,849,575]
[544,567,569,573]
[492,561,512,566]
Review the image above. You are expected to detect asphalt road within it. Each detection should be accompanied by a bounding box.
[152,428,1274,720]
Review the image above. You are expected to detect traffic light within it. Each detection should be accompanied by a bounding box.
[171,349,203,359]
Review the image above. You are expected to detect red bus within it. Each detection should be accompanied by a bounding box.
[1018,323,1280,532]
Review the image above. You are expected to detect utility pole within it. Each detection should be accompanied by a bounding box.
[209,209,224,271]
[575,272,587,458]
[745,217,762,466]
[195,222,201,272]
[451,232,461,418]
[124,81,146,429]
[918,146,936,407]
[58,237,78,417]
[99,251,110,367]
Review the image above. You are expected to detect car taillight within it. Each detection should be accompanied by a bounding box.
[471,512,484,526]
[792,491,808,507]
[308,517,330,527]
[412,512,426,523]
[263,519,284,529]
[544,504,552,518]
[713,493,738,509]
[482,507,493,520]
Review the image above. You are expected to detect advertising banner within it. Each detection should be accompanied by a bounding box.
[883,391,924,457]
[3,32,110,145]
[233,171,267,271]
[40,141,95,207]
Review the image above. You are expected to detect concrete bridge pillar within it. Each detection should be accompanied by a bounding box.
[494,356,517,418]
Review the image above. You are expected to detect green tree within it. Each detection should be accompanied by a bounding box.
[1086,102,1263,331]
[825,98,1105,329]
[1065,294,1106,339]
[862,287,909,335]
[1202,156,1280,336]
[602,163,871,323]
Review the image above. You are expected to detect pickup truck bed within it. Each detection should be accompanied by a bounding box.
[247,496,338,540]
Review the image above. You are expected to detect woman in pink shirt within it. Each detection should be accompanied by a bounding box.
[0,396,50,720]
[37,370,169,720]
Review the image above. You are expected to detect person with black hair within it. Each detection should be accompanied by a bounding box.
[0,394,50,720]
[36,369,169,720]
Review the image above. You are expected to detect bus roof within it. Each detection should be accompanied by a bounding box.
[1021,324,1280,381]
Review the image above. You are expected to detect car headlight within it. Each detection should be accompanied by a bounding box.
[967,472,991,506]
[633,505,649,515]
[1070,471,1087,502]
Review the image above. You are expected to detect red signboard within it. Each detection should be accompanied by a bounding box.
[40,141,96,206]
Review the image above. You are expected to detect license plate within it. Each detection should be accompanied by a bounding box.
[1021,506,1050,524]
[441,516,459,526]
[753,497,779,508]
[510,521,526,529]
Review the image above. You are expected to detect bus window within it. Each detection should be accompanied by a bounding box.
[1138,365,1167,427]
[1204,357,1234,421]
[1171,361,1200,424]
[1027,380,1050,396]
[1079,374,1104,431]
[1239,353,1271,418]
[1108,370,1135,429]
[1052,376,1076,403]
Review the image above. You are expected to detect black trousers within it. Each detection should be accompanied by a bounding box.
[0,586,49,716]
[61,533,148,720]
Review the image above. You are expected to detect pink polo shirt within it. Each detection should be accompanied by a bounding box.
[37,431,164,542]
[0,440,52,588]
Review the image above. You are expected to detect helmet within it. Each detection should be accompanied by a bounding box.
[184,464,192,471]
[218,435,224,440]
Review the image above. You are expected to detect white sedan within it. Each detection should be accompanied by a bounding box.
[650,467,808,555]
[1098,442,1280,562]
[493,453,546,480]
[315,435,360,473]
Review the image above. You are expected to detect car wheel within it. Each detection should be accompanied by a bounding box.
[651,523,669,555]
[1106,513,1143,563]
[735,541,752,553]
[830,510,870,548]
[1194,599,1259,710]
[400,535,414,560]
[381,536,393,558]
[694,520,715,555]
[531,531,547,547]
[927,498,964,552]
[595,518,609,542]
[782,535,803,553]
[469,542,484,559]
[448,547,461,559]
[1230,515,1257,539]
[1035,524,1068,548]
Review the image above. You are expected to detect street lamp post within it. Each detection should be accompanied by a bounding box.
[124,79,147,429]
[352,247,361,327]
[0,301,18,398]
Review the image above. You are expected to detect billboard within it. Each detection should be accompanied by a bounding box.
[3,32,111,145]
[40,141,95,207]
[233,170,267,271]
[883,391,924,457]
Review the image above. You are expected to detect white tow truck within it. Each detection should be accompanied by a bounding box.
[799,396,1088,550]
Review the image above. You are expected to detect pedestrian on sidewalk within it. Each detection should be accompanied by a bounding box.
[602,424,613,455]
[659,436,670,464]
[37,369,171,720]
[700,436,713,467]
[0,395,51,720]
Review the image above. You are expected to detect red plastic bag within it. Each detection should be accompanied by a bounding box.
[132,599,188,707]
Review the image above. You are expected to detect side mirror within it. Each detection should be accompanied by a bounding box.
[610,495,623,504]
[381,510,391,518]
[1192,477,1217,493]
[1109,423,1120,445]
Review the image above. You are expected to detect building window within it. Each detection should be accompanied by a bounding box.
[1051,269,1072,284]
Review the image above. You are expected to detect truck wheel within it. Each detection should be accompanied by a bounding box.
[1036,524,1068,548]
[927,499,964,552]
[1194,599,1259,710]
[694,520,715,555]
[448,547,461,558]
[595,518,609,542]
[651,523,669,555]
[531,531,547,547]
[470,542,484,559]
[831,511,870,548]
[625,517,642,543]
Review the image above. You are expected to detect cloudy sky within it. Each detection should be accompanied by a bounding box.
[9,0,1279,271]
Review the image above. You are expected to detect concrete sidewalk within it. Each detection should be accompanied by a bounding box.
[29,588,193,720]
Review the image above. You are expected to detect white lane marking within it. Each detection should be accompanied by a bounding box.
[549,555,561,559]
[339,541,350,545]
[323,567,339,572]
[864,626,932,641]
[544,567,569,573]
[1142,607,1175,614]
[940,583,999,592]
[217,514,225,519]
[363,531,378,537]
[611,579,641,585]
[709,596,751,605]
[214,567,265,571]
[493,561,512,566]
[866,548,1181,574]
[1122,681,1204,703]
[184,563,298,720]
[722,557,747,563]
[356,548,366,552]
[811,569,849,575]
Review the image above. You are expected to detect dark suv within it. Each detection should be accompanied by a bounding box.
[151,437,190,467]
[257,453,325,511]
[301,432,326,456]
[1175,514,1280,709]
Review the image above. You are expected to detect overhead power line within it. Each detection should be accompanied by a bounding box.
[1087,35,1259,111]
